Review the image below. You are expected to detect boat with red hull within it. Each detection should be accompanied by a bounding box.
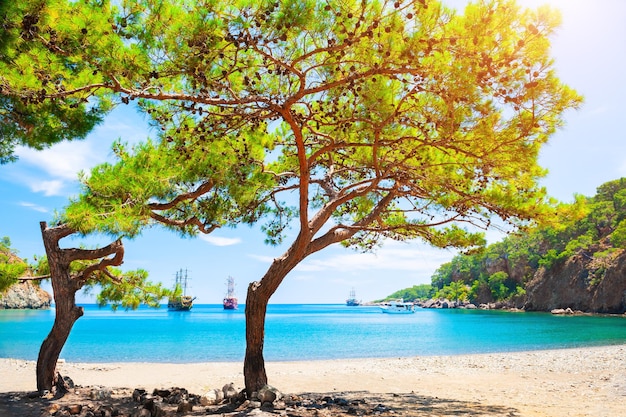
[223,276,238,310]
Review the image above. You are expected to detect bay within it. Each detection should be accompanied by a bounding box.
[1,304,625,363]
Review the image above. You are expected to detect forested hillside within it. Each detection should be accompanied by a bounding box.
[0,237,28,292]
[385,178,626,313]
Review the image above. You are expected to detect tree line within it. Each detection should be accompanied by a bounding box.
[1,0,580,396]
[382,178,626,304]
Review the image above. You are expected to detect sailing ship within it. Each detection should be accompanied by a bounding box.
[346,287,361,306]
[223,276,238,310]
[168,269,196,311]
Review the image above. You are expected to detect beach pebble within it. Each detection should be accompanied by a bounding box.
[222,382,238,400]
[132,388,146,402]
[134,408,151,417]
[177,400,193,413]
[89,387,112,400]
[43,403,61,415]
[257,384,282,403]
[200,388,224,406]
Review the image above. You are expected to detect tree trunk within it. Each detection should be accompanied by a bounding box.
[243,252,301,396]
[35,222,124,393]
[243,282,269,395]
[36,222,82,393]
[36,294,82,393]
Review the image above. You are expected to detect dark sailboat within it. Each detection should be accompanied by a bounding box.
[346,287,361,306]
[168,269,196,311]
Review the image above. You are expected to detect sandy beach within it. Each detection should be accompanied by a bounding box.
[2,344,626,416]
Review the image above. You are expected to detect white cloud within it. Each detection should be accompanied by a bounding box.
[248,254,275,263]
[246,240,455,276]
[16,140,106,180]
[199,235,242,246]
[19,201,49,213]
[10,105,152,198]
[294,241,454,274]
[29,180,66,197]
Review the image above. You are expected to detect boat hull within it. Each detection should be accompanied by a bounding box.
[223,297,238,310]
[380,300,415,314]
[380,307,415,314]
[168,295,195,311]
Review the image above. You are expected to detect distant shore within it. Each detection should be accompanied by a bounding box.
[2,344,626,416]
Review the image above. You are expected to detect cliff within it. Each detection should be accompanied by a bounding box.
[524,247,626,314]
[0,281,52,309]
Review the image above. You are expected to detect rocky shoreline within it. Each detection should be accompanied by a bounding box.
[415,298,626,316]
[0,282,51,309]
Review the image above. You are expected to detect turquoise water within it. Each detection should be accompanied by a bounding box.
[1,304,625,363]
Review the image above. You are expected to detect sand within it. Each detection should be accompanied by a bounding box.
[1,344,626,416]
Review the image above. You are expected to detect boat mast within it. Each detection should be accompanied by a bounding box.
[226,276,235,297]
[176,268,190,296]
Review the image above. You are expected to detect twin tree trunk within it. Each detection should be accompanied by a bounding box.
[36,222,123,393]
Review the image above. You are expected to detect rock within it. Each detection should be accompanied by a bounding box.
[152,404,165,417]
[44,403,62,415]
[133,388,147,402]
[67,404,82,415]
[153,388,171,398]
[525,247,626,313]
[176,400,193,413]
[222,382,238,400]
[134,408,151,417]
[551,308,566,315]
[372,404,388,412]
[200,388,224,406]
[257,385,282,404]
[54,373,74,394]
[98,405,115,417]
[0,281,52,309]
[166,387,189,404]
[89,387,112,400]
[236,400,251,411]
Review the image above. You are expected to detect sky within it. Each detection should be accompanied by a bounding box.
[2,0,625,305]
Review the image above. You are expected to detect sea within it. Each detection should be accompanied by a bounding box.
[1,304,625,363]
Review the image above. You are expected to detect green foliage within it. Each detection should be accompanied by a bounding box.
[487,271,509,300]
[381,284,434,302]
[436,281,469,303]
[0,237,26,292]
[610,220,626,248]
[426,178,626,302]
[1,0,581,257]
[0,0,112,164]
[88,268,171,311]
[63,134,274,238]
[0,95,106,164]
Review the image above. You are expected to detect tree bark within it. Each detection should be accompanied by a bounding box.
[36,221,124,393]
[243,281,269,395]
[243,251,301,396]
[36,294,83,393]
[36,222,81,393]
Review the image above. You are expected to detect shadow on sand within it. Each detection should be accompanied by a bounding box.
[0,389,520,416]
